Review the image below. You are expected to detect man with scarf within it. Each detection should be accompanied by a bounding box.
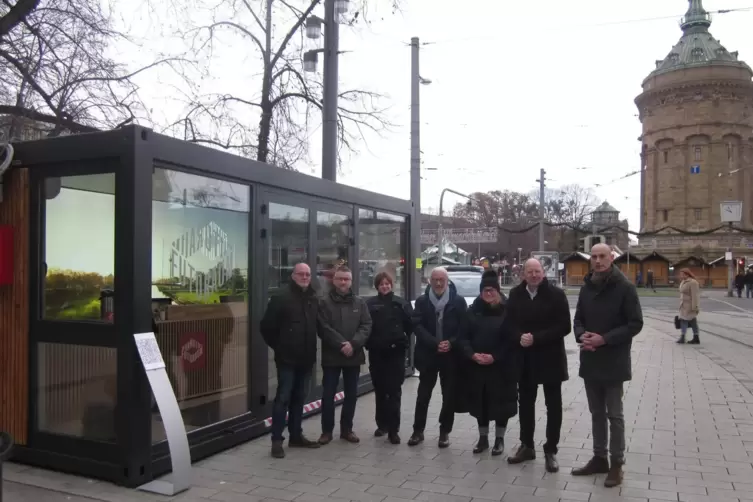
[408,267,468,448]
[571,243,643,488]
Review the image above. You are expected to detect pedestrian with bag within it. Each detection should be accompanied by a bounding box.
[458,271,518,456]
[506,258,571,473]
[365,271,413,444]
[571,243,643,488]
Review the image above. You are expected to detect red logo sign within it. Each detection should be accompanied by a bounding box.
[179,332,206,371]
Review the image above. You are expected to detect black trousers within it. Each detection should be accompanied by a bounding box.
[413,356,455,434]
[369,347,406,434]
[518,381,563,454]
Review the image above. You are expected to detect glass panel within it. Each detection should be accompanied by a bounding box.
[43,174,115,322]
[357,209,407,298]
[151,168,250,440]
[316,211,354,375]
[36,343,117,441]
[267,202,309,395]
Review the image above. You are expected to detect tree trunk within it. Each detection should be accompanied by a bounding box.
[256,0,274,165]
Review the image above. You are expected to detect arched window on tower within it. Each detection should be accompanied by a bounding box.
[727,143,733,161]
[663,210,669,223]
[663,151,668,163]
[694,147,702,161]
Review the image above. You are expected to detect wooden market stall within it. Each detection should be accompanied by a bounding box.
[671,256,710,287]
[561,252,590,286]
[708,256,730,288]
[613,251,641,284]
[641,251,671,286]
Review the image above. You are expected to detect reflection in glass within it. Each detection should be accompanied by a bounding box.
[44,174,115,322]
[151,168,250,439]
[36,343,117,441]
[358,209,407,298]
[267,203,309,393]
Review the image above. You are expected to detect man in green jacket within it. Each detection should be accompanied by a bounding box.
[317,265,372,444]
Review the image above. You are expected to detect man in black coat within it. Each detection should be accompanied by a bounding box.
[506,258,571,473]
[571,243,643,488]
[260,263,321,458]
[409,267,468,448]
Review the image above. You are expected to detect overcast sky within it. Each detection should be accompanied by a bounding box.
[118,0,753,232]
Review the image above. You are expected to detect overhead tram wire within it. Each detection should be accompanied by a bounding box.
[418,5,753,47]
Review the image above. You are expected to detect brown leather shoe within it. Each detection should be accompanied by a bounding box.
[271,440,285,458]
[407,432,424,446]
[318,433,333,445]
[604,463,623,487]
[571,456,610,476]
[507,444,535,464]
[341,430,360,443]
[289,436,320,448]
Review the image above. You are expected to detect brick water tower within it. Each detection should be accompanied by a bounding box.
[635,0,753,262]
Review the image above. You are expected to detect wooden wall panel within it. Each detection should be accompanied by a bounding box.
[0,168,29,444]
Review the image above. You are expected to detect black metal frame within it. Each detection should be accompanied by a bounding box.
[11,125,417,487]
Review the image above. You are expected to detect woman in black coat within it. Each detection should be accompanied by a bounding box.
[457,271,519,456]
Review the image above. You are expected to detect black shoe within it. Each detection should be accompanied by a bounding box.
[473,435,489,454]
[687,337,700,345]
[374,428,386,437]
[388,432,401,445]
[676,337,685,344]
[571,456,609,476]
[545,453,559,473]
[289,436,320,449]
[438,432,450,448]
[491,437,504,456]
[407,432,424,446]
[271,440,285,458]
[507,444,535,464]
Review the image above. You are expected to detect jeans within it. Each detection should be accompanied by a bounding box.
[680,318,699,339]
[413,356,455,434]
[271,364,312,441]
[369,348,406,434]
[747,284,753,298]
[585,381,625,464]
[321,366,360,434]
[518,381,563,454]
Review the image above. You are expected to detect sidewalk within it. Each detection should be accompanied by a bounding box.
[5,316,753,502]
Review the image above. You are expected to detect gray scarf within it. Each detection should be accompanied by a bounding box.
[591,265,614,285]
[429,288,450,341]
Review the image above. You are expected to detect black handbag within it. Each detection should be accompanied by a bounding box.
[674,316,681,330]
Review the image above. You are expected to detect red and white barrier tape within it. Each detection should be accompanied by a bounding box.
[263,391,345,427]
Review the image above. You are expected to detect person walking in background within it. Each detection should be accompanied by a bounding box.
[317,266,372,445]
[735,271,745,298]
[645,269,655,292]
[506,258,571,473]
[365,271,413,444]
[260,263,321,458]
[677,268,701,345]
[409,267,468,448]
[745,267,753,298]
[458,271,518,456]
[572,243,643,488]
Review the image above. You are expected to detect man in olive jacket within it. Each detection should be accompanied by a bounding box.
[571,243,643,488]
[317,266,372,445]
[260,263,321,458]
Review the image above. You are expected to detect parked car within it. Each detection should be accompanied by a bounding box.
[444,265,484,274]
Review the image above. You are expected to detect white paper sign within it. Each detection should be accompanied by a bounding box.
[134,332,166,371]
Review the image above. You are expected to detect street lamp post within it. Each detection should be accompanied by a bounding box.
[437,188,476,266]
[303,0,349,182]
[410,36,431,299]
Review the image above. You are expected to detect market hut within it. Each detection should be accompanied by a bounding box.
[561,252,590,286]
[613,251,642,284]
[640,251,671,286]
[671,256,709,287]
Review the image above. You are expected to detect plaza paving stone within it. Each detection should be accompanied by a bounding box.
[6,313,753,502]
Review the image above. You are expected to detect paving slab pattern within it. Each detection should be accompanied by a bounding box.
[6,315,753,502]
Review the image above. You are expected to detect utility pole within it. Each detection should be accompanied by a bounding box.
[321,0,340,182]
[409,37,421,299]
[536,168,546,251]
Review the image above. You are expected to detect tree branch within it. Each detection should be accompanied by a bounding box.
[0,0,40,38]
[0,104,98,132]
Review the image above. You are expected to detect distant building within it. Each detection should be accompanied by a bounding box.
[590,201,630,249]
[634,0,753,263]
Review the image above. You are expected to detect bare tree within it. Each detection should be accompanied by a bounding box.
[533,184,600,251]
[0,0,188,139]
[168,0,397,170]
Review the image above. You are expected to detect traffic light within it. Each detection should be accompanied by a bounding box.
[739,257,746,269]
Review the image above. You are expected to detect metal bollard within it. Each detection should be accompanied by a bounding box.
[0,432,15,502]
